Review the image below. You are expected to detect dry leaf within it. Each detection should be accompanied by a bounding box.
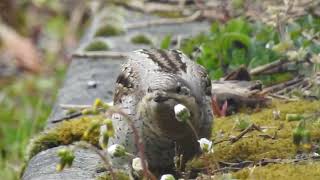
[0,20,42,73]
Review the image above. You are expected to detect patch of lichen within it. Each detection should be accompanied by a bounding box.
[187,100,320,174]
[131,34,153,45]
[85,40,109,51]
[26,116,103,160]
[233,162,320,180]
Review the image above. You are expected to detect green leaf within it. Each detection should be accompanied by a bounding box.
[161,34,172,49]
[224,18,251,34]
[210,68,224,79]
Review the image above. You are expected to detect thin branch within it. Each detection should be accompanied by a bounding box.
[267,94,299,101]
[214,123,262,145]
[51,112,83,123]
[258,130,278,140]
[249,59,289,76]
[260,76,304,94]
[229,124,262,143]
[211,166,242,173]
[275,78,309,95]
[51,107,106,123]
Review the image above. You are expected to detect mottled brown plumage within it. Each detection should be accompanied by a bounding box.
[108,49,213,175]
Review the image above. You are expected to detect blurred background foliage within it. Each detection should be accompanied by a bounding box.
[0,0,89,179]
[180,15,320,84]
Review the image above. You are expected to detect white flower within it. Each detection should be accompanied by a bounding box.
[106,101,113,106]
[272,110,280,120]
[174,104,186,114]
[265,43,271,49]
[313,152,320,157]
[160,174,176,180]
[107,144,126,157]
[132,157,144,172]
[198,138,213,153]
[174,104,190,122]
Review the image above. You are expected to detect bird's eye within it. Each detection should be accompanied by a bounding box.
[176,85,182,93]
[147,87,152,93]
[177,86,190,95]
[205,77,212,96]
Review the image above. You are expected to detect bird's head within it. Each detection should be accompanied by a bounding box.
[138,73,201,140]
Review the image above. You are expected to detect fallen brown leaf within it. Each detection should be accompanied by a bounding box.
[0,20,42,73]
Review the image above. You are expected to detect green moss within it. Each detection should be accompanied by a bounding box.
[231,0,245,9]
[97,171,130,180]
[187,100,320,175]
[85,41,109,51]
[131,34,152,45]
[26,116,103,160]
[95,25,124,37]
[233,163,320,179]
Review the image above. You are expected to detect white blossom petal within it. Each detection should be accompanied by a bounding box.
[132,157,144,172]
[160,174,176,180]
[198,138,213,153]
[107,144,126,157]
[174,104,190,122]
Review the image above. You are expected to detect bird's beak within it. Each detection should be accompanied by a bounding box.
[153,91,170,102]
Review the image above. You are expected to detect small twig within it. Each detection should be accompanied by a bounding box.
[72,51,128,59]
[258,131,278,140]
[276,78,309,95]
[126,10,202,29]
[211,166,242,173]
[260,76,304,94]
[229,124,262,143]
[214,124,262,145]
[301,82,313,91]
[250,59,289,76]
[219,160,253,168]
[267,94,299,101]
[51,107,106,123]
[51,112,83,123]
